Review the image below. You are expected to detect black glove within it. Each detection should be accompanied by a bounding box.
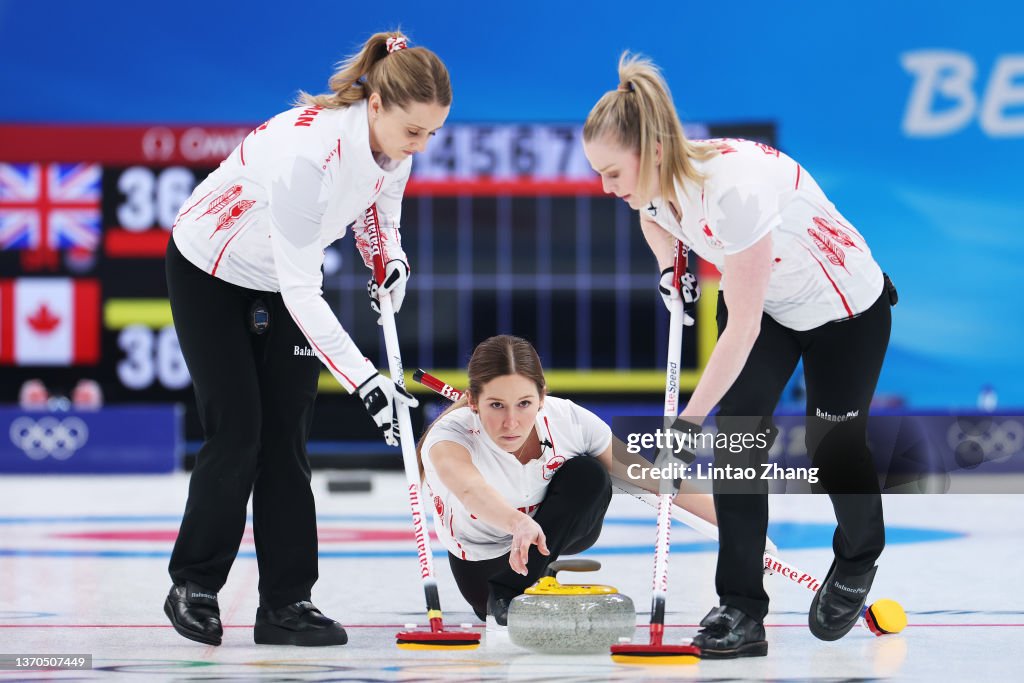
[367,259,410,324]
[658,267,699,325]
[666,418,702,466]
[649,418,702,494]
[356,373,418,446]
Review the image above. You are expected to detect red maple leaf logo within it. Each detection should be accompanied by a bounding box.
[542,455,566,481]
[27,303,61,334]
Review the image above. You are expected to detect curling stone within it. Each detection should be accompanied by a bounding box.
[507,559,635,654]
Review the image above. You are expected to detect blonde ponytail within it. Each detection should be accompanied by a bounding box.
[584,52,718,199]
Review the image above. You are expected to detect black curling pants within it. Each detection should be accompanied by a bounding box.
[712,289,891,622]
[165,237,323,609]
[447,455,613,620]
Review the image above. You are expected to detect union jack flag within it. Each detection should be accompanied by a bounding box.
[0,163,101,251]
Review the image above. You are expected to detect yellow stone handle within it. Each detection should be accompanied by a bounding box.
[544,559,602,578]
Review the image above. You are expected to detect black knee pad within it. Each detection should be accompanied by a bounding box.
[547,458,612,555]
[545,457,611,512]
[551,455,610,492]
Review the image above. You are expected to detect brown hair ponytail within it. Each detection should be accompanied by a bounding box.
[415,336,546,480]
[296,30,452,110]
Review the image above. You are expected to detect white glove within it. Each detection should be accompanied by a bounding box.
[356,372,419,446]
[658,267,698,326]
[367,259,410,324]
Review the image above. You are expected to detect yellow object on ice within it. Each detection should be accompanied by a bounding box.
[524,575,619,596]
[610,652,700,665]
[395,642,480,650]
[866,598,908,635]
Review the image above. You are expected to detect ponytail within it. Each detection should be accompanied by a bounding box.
[415,395,470,482]
[295,30,452,110]
[584,52,718,198]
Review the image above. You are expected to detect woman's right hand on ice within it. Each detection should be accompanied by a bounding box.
[508,514,549,575]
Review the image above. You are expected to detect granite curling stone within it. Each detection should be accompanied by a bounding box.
[507,559,635,654]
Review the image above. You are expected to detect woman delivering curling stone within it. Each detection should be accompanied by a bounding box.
[417,335,716,626]
[583,54,895,657]
[163,31,450,647]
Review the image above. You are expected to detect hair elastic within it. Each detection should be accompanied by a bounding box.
[386,35,408,53]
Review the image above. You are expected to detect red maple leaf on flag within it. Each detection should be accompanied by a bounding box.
[27,303,61,334]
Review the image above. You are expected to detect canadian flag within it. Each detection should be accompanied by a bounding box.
[0,278,100,365]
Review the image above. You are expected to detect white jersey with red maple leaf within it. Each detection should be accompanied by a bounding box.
[645,138,884,331]
[170,99,411,392]
[420,396,612,561]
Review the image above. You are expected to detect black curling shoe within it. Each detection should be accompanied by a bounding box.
[164,582,222,646]
[253,601,348,646]
[809,563,878,641]
[691,605,768,658]
[486,592,512,627]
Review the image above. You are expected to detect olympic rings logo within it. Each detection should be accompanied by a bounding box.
[8,417,89,460]
[948,418,1024,468]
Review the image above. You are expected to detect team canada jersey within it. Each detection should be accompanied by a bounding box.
[645,138,883,331]
[421,396,612,561]
[170,99,411,391]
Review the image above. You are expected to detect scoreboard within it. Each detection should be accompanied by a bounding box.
[0,119,775,449]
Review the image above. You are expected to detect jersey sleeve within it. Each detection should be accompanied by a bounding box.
[351,161,412,272]
[709,183,782,255]
[422,418,476,462]
[267,156,377,392]
[568,401,613,456]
